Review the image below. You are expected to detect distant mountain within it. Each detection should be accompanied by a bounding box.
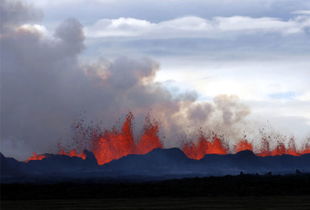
[102,149,310,177]
[1,149,310,183]
[0,153,25,177]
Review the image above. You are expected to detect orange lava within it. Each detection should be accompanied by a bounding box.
[91,113,135,165]
[257,138,310,157]
[25,152,46,162]
[25,113,310,164]
[270,142,286,156]
[92,113,162,165]
[300,143,310,155]
[256,138,271,157]
[183,135,228,160]
[58,149,86,160]
[135,117,162,155]
[286,138,299,156]
[235,140,253,153]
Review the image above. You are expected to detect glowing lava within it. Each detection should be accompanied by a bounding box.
[183,135,228,160]
[26,153,46,162]
[300,143,310,155]
[25,113,310,164]
[92,113,162,165]
[58,149,87,160]
[135,117,162,155]
[235,140,253,153]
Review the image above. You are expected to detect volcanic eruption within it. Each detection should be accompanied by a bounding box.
[25,112,310,165]
[1,0,310,171]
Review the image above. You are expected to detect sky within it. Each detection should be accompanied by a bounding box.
[1,0,310,159]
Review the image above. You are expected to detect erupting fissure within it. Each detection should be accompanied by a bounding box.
[25,113,310,164]
[26,152,46,162]
[91,113,162,165]
[58,149,87,160]
[182,135,228,160]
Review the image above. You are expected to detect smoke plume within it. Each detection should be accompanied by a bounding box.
[0,0,251,159]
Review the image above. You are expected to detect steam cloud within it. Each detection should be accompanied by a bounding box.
[0,0,251,159]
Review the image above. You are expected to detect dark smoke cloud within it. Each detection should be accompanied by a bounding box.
[0,0,250,159]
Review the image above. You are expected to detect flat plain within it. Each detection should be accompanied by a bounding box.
[2,196,310,210]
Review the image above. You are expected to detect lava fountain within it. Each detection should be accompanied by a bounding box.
[26,113,310,164]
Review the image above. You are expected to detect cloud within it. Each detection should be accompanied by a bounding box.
[86,18,153,37]
[24,0,310,23]
[0,0,42,32]
[292,10,310,15]
[85,15,310,39]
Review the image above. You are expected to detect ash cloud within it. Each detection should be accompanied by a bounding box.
[0,0,250,159]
